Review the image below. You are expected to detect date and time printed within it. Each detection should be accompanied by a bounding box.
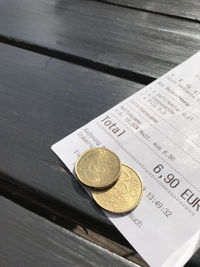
[143,187,173,217]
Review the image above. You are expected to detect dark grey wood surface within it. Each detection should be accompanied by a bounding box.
[100,0,200,21]
[0,0,199,80]
[0,196,135,267]
[185,249,200,267]
[0,42,142,245]
[0,0,199,266]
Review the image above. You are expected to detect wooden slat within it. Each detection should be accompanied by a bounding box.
[0,42,143,245]
[0,0,199,80]
[100,0,200,22]
[0,196,136,267]
[1,43,199,266]
[185,249,200,267]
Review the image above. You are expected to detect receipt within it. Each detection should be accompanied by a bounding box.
[52,52,200,267]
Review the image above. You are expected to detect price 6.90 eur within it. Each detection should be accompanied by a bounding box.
[153,164,200,213]
[153,164,180,189]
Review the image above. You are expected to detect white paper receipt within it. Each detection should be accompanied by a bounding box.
[52,53,200,267]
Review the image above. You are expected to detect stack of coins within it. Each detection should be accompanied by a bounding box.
[75,148,142,214]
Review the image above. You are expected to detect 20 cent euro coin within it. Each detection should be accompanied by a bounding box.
[91,164,142,213]
[75,148,121,189]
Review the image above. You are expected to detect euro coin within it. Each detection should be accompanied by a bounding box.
[75,148,121,189]
[91,164,142,214]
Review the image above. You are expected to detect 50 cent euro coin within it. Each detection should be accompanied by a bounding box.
[91,164,143,214]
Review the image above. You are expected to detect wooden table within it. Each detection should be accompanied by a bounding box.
[0,0,199,266]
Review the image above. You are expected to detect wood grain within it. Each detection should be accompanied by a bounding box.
[0,42,142,245]
[99,0,200,21]
[0,196,136,267]
[0,0,199,80]
[0,41,199,265]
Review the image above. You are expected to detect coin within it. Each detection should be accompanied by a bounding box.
[75,148,121,189]
[91,164,142,213]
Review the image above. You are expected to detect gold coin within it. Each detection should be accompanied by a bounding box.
[75,148,121,189]
[91,164,142,214]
